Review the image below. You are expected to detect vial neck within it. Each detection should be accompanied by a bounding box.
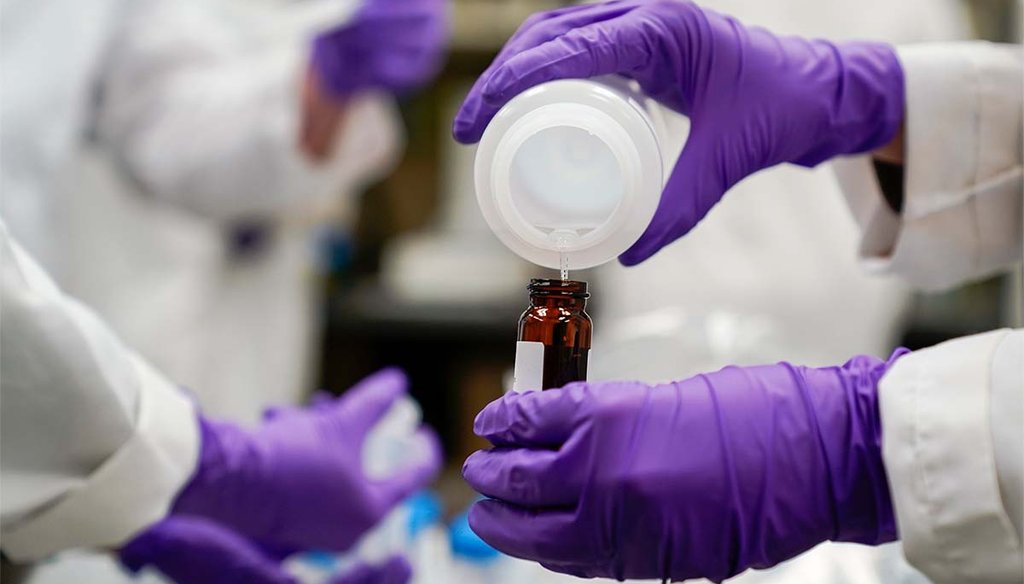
[529,295,588,311]
[527,278,589,311]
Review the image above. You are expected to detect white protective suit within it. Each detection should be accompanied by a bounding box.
[2,0,401,425]
[1,0,399,570]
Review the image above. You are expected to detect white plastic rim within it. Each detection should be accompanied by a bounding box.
[475,78,663,270]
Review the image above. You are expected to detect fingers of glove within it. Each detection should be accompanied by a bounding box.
[451,86,493,143]
[481,21,649,110]
[452,0,643,143]
[308,390,336,409]
[335,367,409,429]
[329,555,412,584]
[499,1,635,67]
[618,136,724,266]
[455,20,650,143]
[119,518,296,584]
[376,427,443,507]
[462,444,582,507]
[467,499,587,565]
[473,385,586,447]
[344,19,447,52]
[263,390,338,421]
[357,0,445,22]
[539,561,592,579]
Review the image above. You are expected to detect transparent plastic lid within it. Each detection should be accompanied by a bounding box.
[475,79,663,270]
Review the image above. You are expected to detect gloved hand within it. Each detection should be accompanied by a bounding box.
[120,517,296,584]
[452,0,904,265]
[120,517,412,584]
[311,0,449,97]
[463,351,908,582]
[172,368,442,552]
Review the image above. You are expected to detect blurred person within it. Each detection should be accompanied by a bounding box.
[2,0,446,581]
[2,218,440,576]
[454,1,1021,583]
[4,0,445,426]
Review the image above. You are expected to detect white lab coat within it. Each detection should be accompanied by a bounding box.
[833,42,1023,583]
[0,0,399,565]
[3,0,401,424]
[0,220,199,560]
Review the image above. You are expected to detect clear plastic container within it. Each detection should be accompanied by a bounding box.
[474,76,672,270]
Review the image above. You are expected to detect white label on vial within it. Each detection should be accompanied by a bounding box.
[512,341,545,393]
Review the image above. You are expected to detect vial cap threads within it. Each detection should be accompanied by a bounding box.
[528,278,589,299]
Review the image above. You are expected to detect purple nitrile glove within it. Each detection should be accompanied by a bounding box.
[173,368,442,552]
[119,517,297,584]
[312,0,449,96]
[463,350,909,582]
[120,517,412,584]
[452,0,904,265]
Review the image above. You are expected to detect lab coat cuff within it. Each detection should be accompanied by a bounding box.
[833,43,1023,291]
[1,358,199,561]
[879,329,1022,582]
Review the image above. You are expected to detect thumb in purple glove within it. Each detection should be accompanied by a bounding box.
[173,368,443,552]
[453,0,903,265]
[463,350,908,582]
[119,517,297,584]
[312,0,450,96]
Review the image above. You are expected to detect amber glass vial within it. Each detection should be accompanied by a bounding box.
[513,279,592,391]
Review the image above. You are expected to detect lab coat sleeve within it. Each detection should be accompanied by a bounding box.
[832,42,1023,291]
[0,221,199,561]
[880,329,1023,583]
[92,0,401,222]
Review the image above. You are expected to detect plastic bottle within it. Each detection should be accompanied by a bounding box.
[474,76,673,271]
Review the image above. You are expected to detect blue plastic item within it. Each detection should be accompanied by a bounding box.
[406,490,443,539]
[450,509,500,563]
[298,550,340,571]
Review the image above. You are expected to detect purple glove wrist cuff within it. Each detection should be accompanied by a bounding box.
[820,348,909,545]
[789,40,905,168]
[172,416,259,521]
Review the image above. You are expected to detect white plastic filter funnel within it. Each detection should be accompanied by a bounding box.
[475,78,666,270]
